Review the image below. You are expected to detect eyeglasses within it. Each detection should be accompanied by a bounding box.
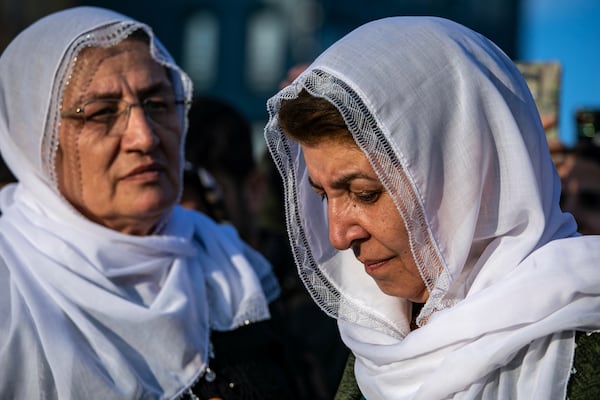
[61,97,189,135]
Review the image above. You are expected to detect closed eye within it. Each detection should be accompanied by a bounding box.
[354,190,382,204]
[85,100,121,122]
[308,176,327,201]
[311,188,327,201]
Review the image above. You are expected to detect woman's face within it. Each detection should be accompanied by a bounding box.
[56,38,183,235]
[301,138,429,303]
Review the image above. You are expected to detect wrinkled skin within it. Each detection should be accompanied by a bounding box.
[302,138,429,302]
[56,38,182,235]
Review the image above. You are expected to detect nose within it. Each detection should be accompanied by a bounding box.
[120,105,159,151]
[327,199,369,250]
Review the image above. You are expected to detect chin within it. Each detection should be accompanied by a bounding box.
[377,283,428,303]
[375,283,405,298]
[126,196,176,221]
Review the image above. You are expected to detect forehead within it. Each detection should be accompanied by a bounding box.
[64,38,171,101]
[302,140,374,180]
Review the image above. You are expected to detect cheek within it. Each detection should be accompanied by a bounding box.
[376,199,407,241]
[64,135,119,205]
[55,147,70,195]
[56,129,85,204]
[78,136,117,178]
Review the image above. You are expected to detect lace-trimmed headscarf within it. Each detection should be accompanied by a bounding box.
[0,6,277,399]
[265,16,600,398]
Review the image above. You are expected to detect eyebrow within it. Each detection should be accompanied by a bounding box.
[138,81,175,98]
[307,172,379,191]
[82,81,174,102]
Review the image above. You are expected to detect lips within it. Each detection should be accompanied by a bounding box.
[361,257,393,274]
[122,162,164,180]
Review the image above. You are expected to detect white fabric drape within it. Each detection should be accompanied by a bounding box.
[0,6,278,399]
[265,16,600,399]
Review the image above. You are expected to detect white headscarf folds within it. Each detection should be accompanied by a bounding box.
[0,6,278,399]
[265,16,600,399]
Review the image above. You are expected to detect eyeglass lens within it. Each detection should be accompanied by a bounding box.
[73,98,182,136]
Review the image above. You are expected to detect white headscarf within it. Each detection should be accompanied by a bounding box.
[0,6,278,399]
[265,16,600,399]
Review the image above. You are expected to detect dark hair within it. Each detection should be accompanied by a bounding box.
[277,89,352,146]
[185,96,255,182]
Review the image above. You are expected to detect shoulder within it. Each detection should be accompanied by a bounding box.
[568,331,600,399]
[177,205,244,243]
[179,206,280,302]
[189,319,301,399]
[336,335,600,400]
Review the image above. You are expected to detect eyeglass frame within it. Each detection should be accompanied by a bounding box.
[60,97,190,134]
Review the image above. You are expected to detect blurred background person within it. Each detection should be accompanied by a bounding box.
[183,95,348,399]
[279,63,311,89]
[516,62,599,236]
[555,139,600,235]
[563,141,600,235]
[183,96,267,249]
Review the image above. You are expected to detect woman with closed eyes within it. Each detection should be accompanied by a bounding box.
[264,16,600,399]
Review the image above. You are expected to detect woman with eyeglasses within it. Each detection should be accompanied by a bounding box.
[0,6,299,399]
[264,16,600,399]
